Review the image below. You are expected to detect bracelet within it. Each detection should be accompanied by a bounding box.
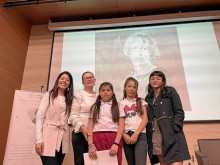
[88,143,95,149]
[113,142,119,146]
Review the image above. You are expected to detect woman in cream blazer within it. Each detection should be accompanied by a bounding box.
[35,71,74,165]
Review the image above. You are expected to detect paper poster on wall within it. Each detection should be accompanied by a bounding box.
[3,90,43,165]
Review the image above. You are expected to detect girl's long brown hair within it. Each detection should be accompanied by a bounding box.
[49,71,74,115]
[90,82,119,124]
[123,77,143,116]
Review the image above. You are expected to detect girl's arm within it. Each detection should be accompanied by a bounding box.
[87,118,97,160]
[120,101,131,144]
[130,105,148,144]
[110,117,125,156]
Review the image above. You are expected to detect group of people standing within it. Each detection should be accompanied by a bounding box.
[35,70,190,165]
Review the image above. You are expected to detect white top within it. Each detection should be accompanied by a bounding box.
[119,98,147,133]
[36,92,66,144]
[69,90,98,133]
[92,100,125,132]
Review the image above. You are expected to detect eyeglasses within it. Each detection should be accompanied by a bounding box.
[83,76,94,81]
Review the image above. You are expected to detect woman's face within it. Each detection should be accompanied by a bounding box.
[150,75,163,89]
[82,72,96,88]
[58,73,71,90]
[129,38,151,66]
[99,85,113,102]
[124,80,137,99]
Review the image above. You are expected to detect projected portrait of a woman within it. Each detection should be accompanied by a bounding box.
[95,28,191,111]
[123,32,160,78]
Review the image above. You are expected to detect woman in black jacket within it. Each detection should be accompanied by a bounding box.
[145,71,190,165]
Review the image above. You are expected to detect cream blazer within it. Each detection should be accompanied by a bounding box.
[36,92,70,157]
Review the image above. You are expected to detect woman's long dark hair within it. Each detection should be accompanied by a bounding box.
[147,71,171,98]
[49,71,74,115]
[90,82,119,124]
[123,77,143,116]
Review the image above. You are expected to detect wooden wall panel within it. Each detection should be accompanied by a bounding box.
[21,24,53,92]
[0,5,31,164]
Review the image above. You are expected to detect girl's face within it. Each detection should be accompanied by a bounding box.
[99,85,113,102]
[124,80,137,99]
[82,72,96,88]
[150,75,163,89]
[58,73,71,90]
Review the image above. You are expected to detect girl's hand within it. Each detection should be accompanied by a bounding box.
[35,142,44,156]
[80,125,89,141]
[123,133,131,144]
[130,133,138,144]
[82,129,90,141]
[109,144,118,156]
[88,145,97,160]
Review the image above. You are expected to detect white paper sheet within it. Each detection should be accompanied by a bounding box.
[84,150,118,165]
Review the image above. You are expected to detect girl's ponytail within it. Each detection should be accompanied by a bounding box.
[90,95,102,124]
[111,93,119,123]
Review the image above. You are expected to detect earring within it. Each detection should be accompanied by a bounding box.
[67,88,69,91]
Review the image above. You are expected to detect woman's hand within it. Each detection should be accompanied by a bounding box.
[35,142,44,156]
[88,145,97,160]
[130,133,138,144]
[109,144,118,156]
[123,133,131,144]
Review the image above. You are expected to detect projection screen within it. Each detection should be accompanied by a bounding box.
[49,21,220,121]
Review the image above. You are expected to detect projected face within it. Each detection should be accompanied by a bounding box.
[123,32,160,76]
[129,39,151,66]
